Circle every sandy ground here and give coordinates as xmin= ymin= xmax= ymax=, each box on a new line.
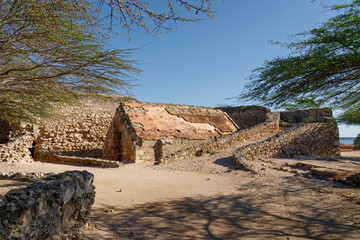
xmin=1 ymin=149 xmax=360 ymax=239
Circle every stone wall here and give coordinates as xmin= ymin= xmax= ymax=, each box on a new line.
xmin=161 ymin=112 xmax=280 ymax=162
xmin=233 ymin=121 xmax=340 ymax=165
xmin=37 ymin=94 xmax=135 ymax=158
xmin=280 ymin=108 xmax=333 ymax=123
xmin=0 ymin=170 xmax=95 ymax=239
xmin=135 ymin=138 xmax=208 ymax=162
xmin=0 ymin=123 xmax=38 ymax=163
xmin=37 ymin=152 xmax=122 ymax=167
xmin=218 ymin=106 xmax=270 ymax=130
xmin=157 ymin=138 xmax=208 ymax=161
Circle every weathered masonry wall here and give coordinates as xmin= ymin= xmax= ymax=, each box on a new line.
xmin=0 ymin=123 xmax=38 ymax=163
xmin=219 ymin=106 xmax=270 ymax=130
xmin=233 ymin=121 xmax=340 ymax=165
xmin=0 ymin=171 xmax=95 ymax=240
xmin=156 ymin=138 xmax=207 ymax=161
xmin=280 ymin=108 xmax=333 ymax=123
xmin=36 ymin=152 xmax=122 ymax=167
xmin=38 ymin=94 xmax=135 ymax=158
xmin=161 ymin=112 xmax=280 ymax=162
xmin=136 ymin=138 xmax=208 ymax=162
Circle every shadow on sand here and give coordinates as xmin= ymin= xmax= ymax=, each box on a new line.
xmin=213 ymin=156 xmax=236 ymax=170
xmin=84 ymin=177 xmax=360 ymax=240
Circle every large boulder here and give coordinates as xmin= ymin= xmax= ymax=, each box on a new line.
xmin=0 ymin=170 xmax=95 ymax=239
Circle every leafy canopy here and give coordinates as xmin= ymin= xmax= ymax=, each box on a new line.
xmin=239 ymin=0 xmax=360 ymax=121
xmin=0 ymin=0 xmax=219 ymax=122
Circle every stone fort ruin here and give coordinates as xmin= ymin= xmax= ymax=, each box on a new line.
xmin=0 ymin=94 xmax=340 ymax=165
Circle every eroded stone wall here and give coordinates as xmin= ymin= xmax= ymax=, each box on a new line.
xmin=280 ymin=108 xmax=333 ymax=123
xmin=0 ymin=170 xmax=95 ymax=239
xmin=234 ymin=121 xmax=340 ymax=164
xmin=134 ymin=138 xmax=208 ymax=162
xmin=38 ymin=94 xmax=135 ymax=158
xmin=0 ymin=123 xmax=38 ymax=163
xmin=218 ymin=106 xmax=270 ymax=130
xmin=158 ymin=138 xmax=208 ymax=161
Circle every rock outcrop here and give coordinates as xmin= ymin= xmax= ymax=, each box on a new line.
xmin=0 ymin=171 xmax=95 ymax=239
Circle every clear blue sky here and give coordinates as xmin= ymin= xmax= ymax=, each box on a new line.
xmin=108 ymin=0 xmax=358 ymax=137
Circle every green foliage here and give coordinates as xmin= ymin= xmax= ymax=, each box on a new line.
xmin=338 ymin=107 xmax=360 ymax=125
xmin=0 ymin=0 xmax=219 ymax=123
xmin=283 ymin=95 xmax=324 ymax=111
xmin=238 ymin=149 xmax=252 ymax=161
xmin=205 ymin=149 xmax=220 ymax=155
xmin=303 ymin=116 xmax=315 ymax=123
xmin=279 ymin=120 xmax=289 ymax=127
xmin=354 ymin=134 xmax=360 ymax=147
xmin=240 ymin=0 xmax=360 ymax=114
xmin=0 ymin=0 xmax=138 ymax=122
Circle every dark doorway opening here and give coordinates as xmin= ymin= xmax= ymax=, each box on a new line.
xmin=29 ymin=141 xmax=36 ymax=159
xmin=114 ymin=132 xmax=122 ymax=161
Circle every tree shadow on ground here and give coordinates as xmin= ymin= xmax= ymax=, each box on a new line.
xmin=84 ymin=177 xmax=360 ymax=240
xmin=213 ymin=156 xmax=236 ymax=170
xmin=340 ymin=156 xmax=360 ymax=163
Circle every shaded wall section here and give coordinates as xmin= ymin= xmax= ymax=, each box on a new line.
xmin=102 ymin=106 xmax=139 ymax=162
xmin=280 ymin=108 xmax=333 ymax=123
xmin=218 ymin=106 xmax=270 ymax=130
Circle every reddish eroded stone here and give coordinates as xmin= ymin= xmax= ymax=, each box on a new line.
xmin=310 ymin=168 xmax=357 ymax=179
xmin=165 ymin=111 xmax=237 ymax=133
xmin=123 ymin=102 xmax=238 ymax=140
xmin=292 ymin=162 xmax=317 ymax=170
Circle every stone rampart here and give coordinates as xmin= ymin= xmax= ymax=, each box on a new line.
xmin=0 ymin=170 xmax=95 ymax=239
xmin=161 ymin=112 xmax=280 ymax=162
xmin=233 ymin=121 xmax=340 ymax=167
xmin=218 ymin=106 xmax=270 ymax=130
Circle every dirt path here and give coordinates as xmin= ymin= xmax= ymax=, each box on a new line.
xmin=1 ymin=146 xmax=360 ymax=239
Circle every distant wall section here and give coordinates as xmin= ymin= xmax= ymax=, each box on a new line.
xmin=280 ymin=108 xmax=333 ymax=123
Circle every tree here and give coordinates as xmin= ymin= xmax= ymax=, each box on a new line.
xmin=0 ymin=0 xmax=218 ymax=122
xmin=239 ymin=0 xmax=360 ymax=121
